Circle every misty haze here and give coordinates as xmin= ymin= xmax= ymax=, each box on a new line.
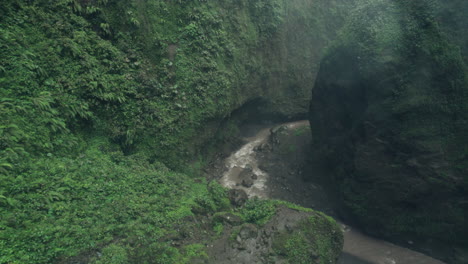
xmin=1 ymin=0 xmax=466 ymax=263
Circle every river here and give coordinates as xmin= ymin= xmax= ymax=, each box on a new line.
xmin=219 ymin=120 xmax=446 ymax=264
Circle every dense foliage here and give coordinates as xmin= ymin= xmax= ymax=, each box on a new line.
xmin=0 ymin=144 xmax=226 ymax=263
xmin=0 ymin=0 xmax=352 ymax=263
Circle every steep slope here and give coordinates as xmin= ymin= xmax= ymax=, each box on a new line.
xmin=0 ymin=0 xmax=352 ymax=263
xmin=309 ymin=0 xmax=468 ymax=262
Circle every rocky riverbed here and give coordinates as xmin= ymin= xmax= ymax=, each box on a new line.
xmin=212 ymin=120 xmax=446 ymax=264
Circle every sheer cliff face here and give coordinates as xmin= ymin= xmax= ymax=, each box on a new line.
xmin=87 ymin=0 xmax=355 ymax=166
xmin=309 ymin=0 xmax=468 ymax=260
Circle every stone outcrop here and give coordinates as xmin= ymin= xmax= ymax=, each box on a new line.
xmin=309 ymin=0 xmax=468 ymax=262
xmin=207 ymin=205 xmax=343 ymax=264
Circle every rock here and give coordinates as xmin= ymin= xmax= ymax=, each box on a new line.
xmin=258 ymin=164 xmax=269 ymax=172
xmin=206 ymin=206 xmax=343 ymax=264
xmin=228 ymin=189 xmax=248 ymax=207
xmin=239 ymin=167 xmax=253 ymax=177
xmin=309 ymin=1 xmax=468 ymax=261
xmin=255 ymin=143 xmax=271 ymax=152
xmin=241 ymin=178 xmax=254 ymax=188
xmin=190 ymin=256 xmax=208 ymax=264
xmin=238 ymin=167 xmax=255 ymax=188
xmin=239 ymin=224 xmax=258 ymax=240
xmin=214 ymin=212 xmax=243 ymax=226
xmin=270 ymin=125 xmax=288 ymax=136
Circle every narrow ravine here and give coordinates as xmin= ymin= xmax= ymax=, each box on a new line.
xmin=220 ymin=127 xmax=271 ymax=198
xmin=218 ymin=120 xmax=446 ymax=264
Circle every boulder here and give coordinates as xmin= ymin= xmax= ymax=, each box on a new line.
xmin=228 ymin=189 xmax=248 ymax=207
xmin=238 ymin=167 xmax=256 ymax=188
xmin=206 ymin=205 xmax=343 ymax=264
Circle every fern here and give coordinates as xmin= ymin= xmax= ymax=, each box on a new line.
xmin=100 ymin=23 xmax=111 ymax=35
xmin=85 ymin=6 xmax=101 ymax=15
xmin=0 ymin=162 xmax=13 ymax=174
xmin=32 ymin=92 xmax=53 ymax=112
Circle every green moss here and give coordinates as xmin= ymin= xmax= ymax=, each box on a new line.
xmin=306 ymin=214 xmax=343 ymax=262
xmin=273 ymin=232 xmax=314 ymax=264
xmin=213 ymin=222 xmax=224 ymax=236
xmin=272 ymin=213 xmax=343 ymax=264
xmin=239 ymin=198 xmax=277 ymax=226
xmin=273 ymin=200 xmax=313 ymax=212
xmin=179 ymin=244 xmax=209 ymax=263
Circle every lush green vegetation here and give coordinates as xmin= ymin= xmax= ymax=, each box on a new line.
xmin=0 ymin=0 xmax=352 ymax=263
xmin=0 ymin=0 xmax=286 ymax=172
xmin=0 ymin=140 xmax=224 ymax=263
xmin=4 ymin=0 xmax=466 ymax=262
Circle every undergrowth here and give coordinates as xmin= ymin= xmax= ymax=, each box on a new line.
xmin=0 ymin=0 xmax=352 ymax=263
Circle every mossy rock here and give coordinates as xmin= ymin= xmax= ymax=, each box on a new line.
xmin=309 ymin=0 xmax=468 ymax=262
xmin=272 ymin=213 xmax=343 ymax=264
xmin=206 ymin=204 xmax=343 ymax=264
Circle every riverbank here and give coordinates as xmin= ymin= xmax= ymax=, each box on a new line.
xmin=209 ymin=120 xmax=446 ymax=264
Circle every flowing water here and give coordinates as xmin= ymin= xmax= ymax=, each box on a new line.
xmin=220 ymin=127 xmax=271 ymax=198
xmin=219 ymin=120 xmax=446 ymax=264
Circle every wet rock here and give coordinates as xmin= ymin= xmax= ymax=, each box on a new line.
xmin=255 ymin=143 xmax=271 ymax=152
xmin=214 ymin=212 xmax=243 ymax=226
xmin=239 ymin=224 xmax=258 ymax=240
xmin=241 ymin=178 xmax=254 ymax=188
xmin=239 ymin=167 xmax=253 ymax=177
xmin=205 ymin=206 xmax=343 ymax=264
xmin=234 ymin=239 xmax=245 ymax=250
xmin=309 ymin=2 xmax=468 ymax=261
xmin=238 ymin=167 xmax=255 ymax=188
xmin=228 ymin=189 xmax=248 ymax=207
xmin=383 ymin=258 xmax=396 ymax=264
xmin=189 ymin=256 xmax=209 ymax=264
xmin=269 ymin=125 xmax=288 ymax=136
xmin=258 ymin=164 xmax=270 ymax=172
xmin=269 ymin=125 xmax=288 ymax=145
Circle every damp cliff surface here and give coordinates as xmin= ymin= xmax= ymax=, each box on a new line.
xmin=2 ymin=0 xmax=467 ymax=263
xmin=309 ymin=0 xmax=468 ymax=263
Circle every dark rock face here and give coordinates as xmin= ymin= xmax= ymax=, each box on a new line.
xmin=309 ymin=0 xmax=468 ymax=262
xmin=238 ymin=167 xmax=256 ymax=188
xmin=228 ymin=189 xmax=248 ymax=207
